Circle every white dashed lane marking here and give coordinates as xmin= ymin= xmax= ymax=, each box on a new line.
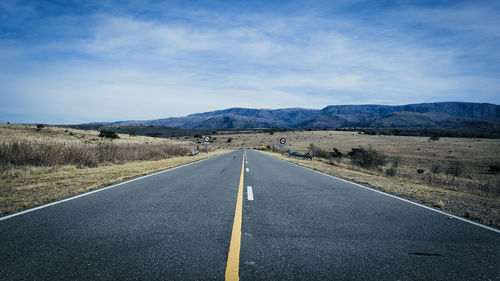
xmin=247 ymin=186 xmax=254 ymax=201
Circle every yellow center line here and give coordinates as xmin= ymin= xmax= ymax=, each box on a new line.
xmin=225 ymin=151 xmax=245 ymax=281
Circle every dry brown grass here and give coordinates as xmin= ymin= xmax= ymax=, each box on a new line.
xmin=0 ymin=124 xmax=193 ymax=169
xmin=0 ymin=141 xmax=190 ymax=168
xmin=0 ymin=124 xmax=186 ymax=145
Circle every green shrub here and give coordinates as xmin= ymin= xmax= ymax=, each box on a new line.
xmin=99 ymin=130 xmax=119 ymax=139
xmin=431 ymin=164 xmax=442 ymax=174
xmin=488 ymin=165 xmax=500 ymax=174
xmin=446 ymin=161 xmax=464 ymax=177
xmin=428 ymin=135 xmax=440 ymax=141
xmin=347 ymin=146 xmax=387 ymax=169
xmin=330 ymin=148 xmax=343 ymax=158
xmin=308 ymin=144 xmax=330 ymax=159
xmin=385 ymin=167 xmax=397 ymax=176
xmin=385 ymin=161 xmax=398 ymax=176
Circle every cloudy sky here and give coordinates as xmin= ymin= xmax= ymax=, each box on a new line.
xmin=1 ymin=0 xmax=499 ymax=124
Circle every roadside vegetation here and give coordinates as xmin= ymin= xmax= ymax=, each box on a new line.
xmin=1 ymin=141 xmax=189 ymax=169
xmin=0 ymin=124 xmax=226 ymax=216
xmin=208 ymin=130 xmax=500 ymax=227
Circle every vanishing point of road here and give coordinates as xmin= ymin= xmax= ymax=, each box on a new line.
xmin=1 ymin=150 xmax=499 ymax=280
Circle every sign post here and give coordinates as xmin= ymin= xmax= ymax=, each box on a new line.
xmin=191 ymin=145 xmax=199 ymax=156
xmin=279 ymin=138 xmax=286 ymax=155
xmin=204 ymin=136 xmax=211 ymax=153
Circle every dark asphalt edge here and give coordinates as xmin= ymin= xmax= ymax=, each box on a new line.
xmin=0 ymin=150 xmax=235 ymax=222
xmin=255 ymin=150 xmax=500 ymax=234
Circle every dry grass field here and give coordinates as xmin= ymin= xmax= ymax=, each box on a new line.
xmin=0 ymin=124 xmax=228 ymax=215
xmin=0 ymin=124 xmax=187 ymax=145
xmin=208 ymin=130 xmax=500 ymax=226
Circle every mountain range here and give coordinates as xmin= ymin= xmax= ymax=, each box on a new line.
xmin=107 ymin=102 xmax=499 ymax=129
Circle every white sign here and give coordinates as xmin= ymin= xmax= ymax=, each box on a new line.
xmin=204 ymin=136 xmax=210 ymax=142
xmin=279 ymin=138 xmax=286 ymax=144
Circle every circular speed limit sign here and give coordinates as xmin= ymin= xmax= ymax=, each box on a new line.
xmin=204 ymin=136 xmax=210 ymax=142
xmin=279 ymin=138 xmax=286 ymax=144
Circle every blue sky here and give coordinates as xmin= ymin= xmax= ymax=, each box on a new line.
xmin=1 ymin=0 xmax=499 ymax=124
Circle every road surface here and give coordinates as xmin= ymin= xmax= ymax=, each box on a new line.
xmin=1 ymin=150 xmax=499 ymax=280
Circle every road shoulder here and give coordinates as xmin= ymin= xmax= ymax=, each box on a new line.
xmin=258 ymin=150 xmax=500 ymax=229
xmin=1 ymin=149 xmax=232 ymax=217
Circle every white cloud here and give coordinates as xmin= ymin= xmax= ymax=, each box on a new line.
xmin=1 ymin=1 xmax=499 ymax=123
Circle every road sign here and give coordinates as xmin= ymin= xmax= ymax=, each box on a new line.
xmin=203 ymin=136 xmax=211 ymax=153
xmin=279 ymin=138 xmax=286 ymax=155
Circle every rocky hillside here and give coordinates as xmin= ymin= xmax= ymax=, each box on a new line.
xmin=320 ymin=102 xmax=499 ymax=118
xmin=106 ymin=102 xmax=499 ymax=129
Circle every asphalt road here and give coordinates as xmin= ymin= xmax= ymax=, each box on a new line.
xmin=1 ymin=149 xmax=499 ymax=280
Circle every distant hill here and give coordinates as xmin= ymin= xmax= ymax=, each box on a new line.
xmin=189 ymin=108 xmax=320 ymax=125
xmin=119 ymin=108 xmax=320 ymax=129
xmin=320 ymin=102 xmax=499 ymax=119
xmin=101 ymin=102 xmax=499 ymax=130
xmin=299 ymin=102 xmax=499 ymax=129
